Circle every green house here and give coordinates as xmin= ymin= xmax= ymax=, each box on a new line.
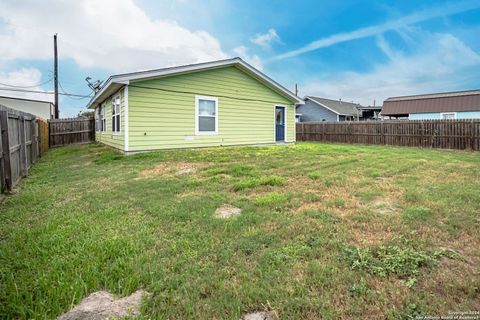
xmin=87 ymin=58 xmax=303 ymax=154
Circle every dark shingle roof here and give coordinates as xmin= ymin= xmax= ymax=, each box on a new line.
xmin=306 ymin=96 xmax=360 ymax=116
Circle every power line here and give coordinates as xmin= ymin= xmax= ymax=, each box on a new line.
xmin=0 ymin=77 xmax=53 ymax=89
xmin=59 ymin=81 xmax=93 ymax=100
xmin=0 ymin=87 xmax=92 ymax=98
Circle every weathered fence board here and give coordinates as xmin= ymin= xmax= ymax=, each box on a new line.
xmin=49 ymin=117 xmax=94 ymax=147
xmin=38 ymin=118 xmax=49 ymax=156
xmin=296 ymin=120 xmax=480 ymax=151
xmin=0 ymin=105 xmax=47 ymax=193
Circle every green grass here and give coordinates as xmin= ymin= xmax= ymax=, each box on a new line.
xmin=233 ymin=175 xmax=286 ymax=191
xmin=1 ymin=142 xmax=479 ymax=319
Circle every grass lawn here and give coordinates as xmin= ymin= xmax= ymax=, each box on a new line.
xmin=1 ymin=142 xmax=479 ymax=319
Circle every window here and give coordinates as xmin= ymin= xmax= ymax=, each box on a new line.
xmin=96 ymin=103 xmax=106 ymax=132
xmin=101 ymin=103 xmax=106 ymax=132
xmin=441 ymin=112 xmax=456 ymax=120
xmin=112 ymin=95 xmax=121 ymax=133
xmin=195 ymin=96 xmax=218 ymax=134
xmin=96 ymin=107 xmax=101 ymax=132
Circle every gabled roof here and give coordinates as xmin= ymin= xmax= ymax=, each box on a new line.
xmin=0 ymin=95 xmax=54 ymax=105
xmin=305 ymin=96 xmax=360 ymax=116
xmin=87 ymin=57 xmax=303 ymax=109
xmin=382 ymin=89 xmax=480 ymax=115
xmin=385 ymin=89 xmax=480 ymax=102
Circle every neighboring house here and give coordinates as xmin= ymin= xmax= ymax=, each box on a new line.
xmin=0 ymin=96 xmax=55 ymax=120
xmin=87 ymin=57 xmax=303 ymax=154
xmin=357 ymin=105 xmax=382 ymax=121
xmin=382 ymin=90 xmax=480 ymax=120
xmin=296 ymin=96 xmax=361 ymax=122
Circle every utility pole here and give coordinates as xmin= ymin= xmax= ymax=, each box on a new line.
xmin=295 ymin=83 xmax=298 ymax=96
xmin=54 ymin=33 xmax=59 ymax=118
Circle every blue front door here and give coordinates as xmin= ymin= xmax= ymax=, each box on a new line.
xmin=275 ymin=106 xmax=285 ymax=142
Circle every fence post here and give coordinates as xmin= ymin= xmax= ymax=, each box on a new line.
xmin=380 ymin=122 xmax=385 ymax=145
xmin=37 ymin=119 xmax=43 ymax=157
xmin=420 ymin=121 xmax=425 ymax=148
xmin=0 ymin=111 xmax=12 ymax=191
xmin=31 ymin=118 xmax=37 ymax=163
xmin=470 ymin=119 xmax=474 ymax=150
xmin=19 ymin=116 xmax=27 ymax=177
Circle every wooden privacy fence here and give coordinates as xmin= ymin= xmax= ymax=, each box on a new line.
xmin=49 ymin=117 xmax=95 ymax=147
xmin=296 ymin=120 xmax=480 ymax=151
xmin=0 ymin=105 xmax=48 ymax=193
xmin=38 ymin=118 xmax=49 ymax=156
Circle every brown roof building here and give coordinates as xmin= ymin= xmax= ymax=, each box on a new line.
xmin=381 ymin=90 xmax=480 ymax=120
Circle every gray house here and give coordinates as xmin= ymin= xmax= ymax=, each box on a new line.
xmin=0 ymin=95 xmax=55 ymax=120
xmin=296 ymin=96 xmax=361 ymax=122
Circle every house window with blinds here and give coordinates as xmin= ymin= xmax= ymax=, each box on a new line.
xmin=112 ymin=95 xmax=121 ymax=133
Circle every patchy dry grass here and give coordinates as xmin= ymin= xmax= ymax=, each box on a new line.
xmin=0 ymin=142 xmax=479 ymax=319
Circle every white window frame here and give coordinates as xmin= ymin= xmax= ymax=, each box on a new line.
xmin=195 ymin=95 xmax=218 ymax=135
xmin=100 ymin=102 xmax=106 ymax=132
xmin=440 ymin=112 xmax=457 ymax=120
xmin=112 ymin=95 xmax=121 ymax=134
xmin=101 ymin=103 xmax=106 ymax=132
xmin=96 ymin=106 xmax=101 ymax=132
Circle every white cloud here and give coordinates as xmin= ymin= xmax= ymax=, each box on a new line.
xmin=0 ymin=0 xmax=228 ymax=73
xmin=250 ymin=28 xmax=280 ymax=49
xmin=0 ymin=68 xmax=52 ymax=102
xmin=271 ymin=0 xmax=480 ymax=61
xmin=233 ymin=46 xmax=263 ymax=70
xmin=300 ymin=32 xmax=480 ymax=106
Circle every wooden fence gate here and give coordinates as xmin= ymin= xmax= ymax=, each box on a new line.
xmin=0 ymin=105 xmax=48 ymax=193
xmin=296 ymin=120 xmax=480 ymax=151
xmin=49 ymin=117 xmax=95 ymax=147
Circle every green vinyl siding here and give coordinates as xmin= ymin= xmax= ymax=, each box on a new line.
xmin=94 ymin=88 xmax=125 ymax=150
xmin=127 ymin=66 xmax=296 ymax=152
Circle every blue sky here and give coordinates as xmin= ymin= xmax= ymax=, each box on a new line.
xmin=0 ymin=0 xmax=479 ymax=116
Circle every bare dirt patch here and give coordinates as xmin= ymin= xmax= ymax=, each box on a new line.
xmin=137 ymin=162 xmax=202 ymax=179
xmin=371 ymin=197 xmax=398 ymax=214
xmin=58 ymin=290 xmax=148 ymax=320
xmin=348 ymin=224 xmax=395 ymax=247
xmin=214 ymin=204 xmax=242 ymax=218
xmin=175 ymin=190 xmax=204 ymax=199
xmin=243 ymin=311 xmax=275 ymax=320
xmin=69 ymin=161 xmax=92 ymax=168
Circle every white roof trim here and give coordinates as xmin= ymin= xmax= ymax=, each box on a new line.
xmin=87 ymin=57 xmax=303 ymax=109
